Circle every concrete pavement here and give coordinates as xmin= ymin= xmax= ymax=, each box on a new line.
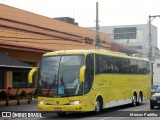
xmin=0 ymin=98 xmax=37 ymax=108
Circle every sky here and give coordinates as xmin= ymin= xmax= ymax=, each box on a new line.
xmin=1 ymin=0 xmax=160 ymax=46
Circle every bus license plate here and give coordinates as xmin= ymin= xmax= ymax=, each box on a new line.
xmin=54 ymin=108 xmax=62 ymax=111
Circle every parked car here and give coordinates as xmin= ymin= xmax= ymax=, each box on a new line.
xmin=150 ymin=86 xmax=160 ymax=109
xmin=151 ymin=85 xmax=160 ymax=94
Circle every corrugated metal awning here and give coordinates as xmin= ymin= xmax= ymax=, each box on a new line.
xmin=0 ymin=52 xmax=33 ymax=70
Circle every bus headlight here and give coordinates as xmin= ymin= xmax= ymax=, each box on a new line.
xmin=39 ymin=101 xmax=47 ymax=105
xmin=69 ymin=100 xmax=81 ymax=105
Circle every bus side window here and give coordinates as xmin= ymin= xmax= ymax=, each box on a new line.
xmin=107 ymin=61 xmax=114 ymax=73
xmin=95 ymin=54 xmax=101 ymax=74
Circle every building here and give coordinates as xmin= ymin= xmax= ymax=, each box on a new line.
xmin=0 ymin=43 xmax=51 ymax=95
xmin=54 ymin=17 xmax=78 ymax=25
xmin=0 ymin=4 xmax=111 ymax=95
xmin=89 ymin=24 xmax=158 ymax=58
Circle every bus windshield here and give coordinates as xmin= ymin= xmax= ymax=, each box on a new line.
xmin=38 ymin=55 xmax=84 ymax=97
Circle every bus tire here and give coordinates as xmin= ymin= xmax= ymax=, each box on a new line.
xmin=137 ymin=92 xmax=143 ymax=105
xmin=132 ymin=93 xmax=137 ymax=107
xmin=95 ymin=97 xmax=103 ymax=114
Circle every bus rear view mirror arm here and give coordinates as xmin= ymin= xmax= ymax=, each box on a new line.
xmin=28 ymin=67 xmax=38 ymax=83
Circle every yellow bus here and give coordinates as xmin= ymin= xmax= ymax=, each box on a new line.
xmin=28 ymin=49 xmax=151 ymax=116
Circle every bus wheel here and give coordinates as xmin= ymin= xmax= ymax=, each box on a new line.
xmin=57 ymin=112 xmax=66 ymax=117
xmin=95 ymin=97 xmax=102 ymax=114
xmin=137 ymin=93 xmax=143 ymax=105
xmin=132 ymin=94 xmax=137 ymax=107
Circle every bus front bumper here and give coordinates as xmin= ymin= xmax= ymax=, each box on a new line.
xmin=38 ymin=104 xmax=84 ymax=112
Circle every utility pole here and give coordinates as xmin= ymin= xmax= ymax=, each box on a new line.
xmin=148 ymin=15 xmax=153 ymax=61
xmin=148 ymin=15 xmax=160 ymax=85
xmin=148 ymin=15 xmax=160 ymax=61
xmin=95 ymin=2 xmax=99 ymax=49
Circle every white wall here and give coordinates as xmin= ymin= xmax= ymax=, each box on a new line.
xmin=153 ymin=58 xmax=160 ymax=84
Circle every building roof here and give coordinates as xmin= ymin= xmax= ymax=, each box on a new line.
xmin=0 ymin=4 xmax=111 ymax=51
xmin=0 ymin=52 xmax=33 ymax=70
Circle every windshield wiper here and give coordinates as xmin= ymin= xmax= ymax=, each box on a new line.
xmin=47 ymin=74 xmax=57 ymax=95
xmin=59 ymin=72 xmax=69 ymax=96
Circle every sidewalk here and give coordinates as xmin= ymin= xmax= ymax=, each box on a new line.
xmin=0 ymin=98 xmax=37 ymax=107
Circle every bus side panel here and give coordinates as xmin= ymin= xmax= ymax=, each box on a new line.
xmin=93 ymin=73 xmax=151 ymax=109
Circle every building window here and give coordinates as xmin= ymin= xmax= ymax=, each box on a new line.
xmin=114 ymin=27 xmax=137 ymax=39
xmin=0 ymin=70 xmax=4 ymax=89
xmin=13 ymin=71 xmax=33 ymax=88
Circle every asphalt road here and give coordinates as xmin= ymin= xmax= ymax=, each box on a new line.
xmin=0 ymin=100 xmax=160 ymax=120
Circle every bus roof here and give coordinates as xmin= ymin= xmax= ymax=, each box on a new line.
xmin=43 ymin=49 xmax=149 ymax=61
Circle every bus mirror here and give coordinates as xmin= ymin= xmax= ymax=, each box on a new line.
xmin=79 ymin=65 xmax=86 ymax=82
xmin=28 ymin=67 xmax=38 ymax=83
